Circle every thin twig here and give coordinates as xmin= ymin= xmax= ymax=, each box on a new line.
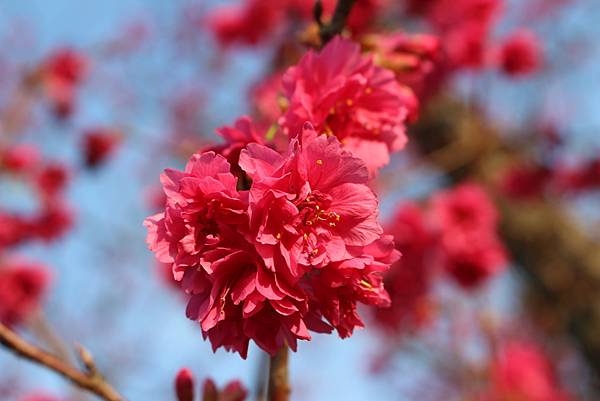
xmin=315 ymin=0 xmax=357 ymax=45
xmin=0 ymin=322 xmax=126 ymax=401
xmin=267 ymin=347 xmax=290 ymax=401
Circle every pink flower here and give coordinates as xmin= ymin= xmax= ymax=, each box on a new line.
xmin=432 ymin=183 xmax=507 ymax=288
xmin=145 ymin=151 xmax=308 ymax=357
xmin=497 ymin=30 xmax=543 ymax=77
xmin=279 ymin=37 xmax=417 ymax=175
xmin=0 ymin=259 xmax=51 ymax=327
xmin=481 ymin=341 xmax=575 ymax=401
xmin=82 ymin=128 xmax=121 ymax=169
xmin=145 ymin=123 xmax=394 ymax=357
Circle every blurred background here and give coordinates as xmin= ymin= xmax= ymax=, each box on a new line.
xmin=1 ymin=0 xmax=600 ymax=400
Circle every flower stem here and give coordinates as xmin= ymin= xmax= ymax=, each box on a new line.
xmin=267 ymin=347 xmax=290 ymax=401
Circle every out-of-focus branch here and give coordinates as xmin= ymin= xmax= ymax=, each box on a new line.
xmin=0 ymin=322 xmax=126 ymax=401
xmin=314 ymin=0 xmax=357 ymax=45
xmin=267 ymin=347 xmax=290 ymax=401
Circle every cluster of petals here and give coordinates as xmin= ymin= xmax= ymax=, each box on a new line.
xmin=145 ymin=122 xmax=397 ymax=357
xmin=480 ymin=341 xmax=575 ymax=401
xmin=279 ymin=37 xmax=417 ymax=175
xmin=0 ymin=259 xmax=50 ymax=327
xmin=176 ymin=368 xmax=247 ymax=401
xmin=0 ymin=145 xmax=73 ymax=251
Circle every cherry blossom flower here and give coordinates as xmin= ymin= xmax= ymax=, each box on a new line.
xmin=145 ymin=123 xmax=395 ymax=357
xmin=279 ymin=37 xmax=417 ymax=175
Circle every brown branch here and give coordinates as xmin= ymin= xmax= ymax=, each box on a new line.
xmin=267 ymin=347 xmax=290 ymax=401
xmin=0 ymin=322 xmax=126 ymax=401
xmin=315 ymin=0 xmax=357 ymax=45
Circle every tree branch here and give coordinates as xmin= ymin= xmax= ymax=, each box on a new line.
xmin=0 ymin=322 xmax=125 ymax=401
xmin=315 ymin=0 xmax=357 ymax=45
xmin=267 ymin=347 xmax=289 ymax=401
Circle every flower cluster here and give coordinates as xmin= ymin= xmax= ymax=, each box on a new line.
xmin=279 ymin=37 xmax=417 ymax=175
xmin=374 ymin=183 xmax=507 ymax=333
xmin=0 ymin=258 xmax=50 ymax=327
xmin=146 ymin=122 xmax=397 ymax=357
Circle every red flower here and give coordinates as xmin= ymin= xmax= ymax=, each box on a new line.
xmin=279 ymin=37 xmax=417 ymax=175
xmin=0 ymin=259 xmax=50 ymax=327
xmin=41 ymin=48 xmax=88 ymax=119
xmin=145 ymin=123 xmax=395 ymax=357
xmin=82 ymin=128 xmax=121 ymax=169
xmin=497 ymin=30 xmax=543 ymax=77
xmin=481 ymin=341 xmax=575 ymax=401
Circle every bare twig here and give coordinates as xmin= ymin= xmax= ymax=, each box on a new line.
xmin=267 ymin=347 xmax=290 ymax=401
xmin=315 ymin=0 xmax=357 ymax=45
xmin=0 ymin=322 xmax=126 ymax=401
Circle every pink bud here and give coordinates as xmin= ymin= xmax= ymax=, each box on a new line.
xmin=175 ymin=368 xmax=195 ymax=401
